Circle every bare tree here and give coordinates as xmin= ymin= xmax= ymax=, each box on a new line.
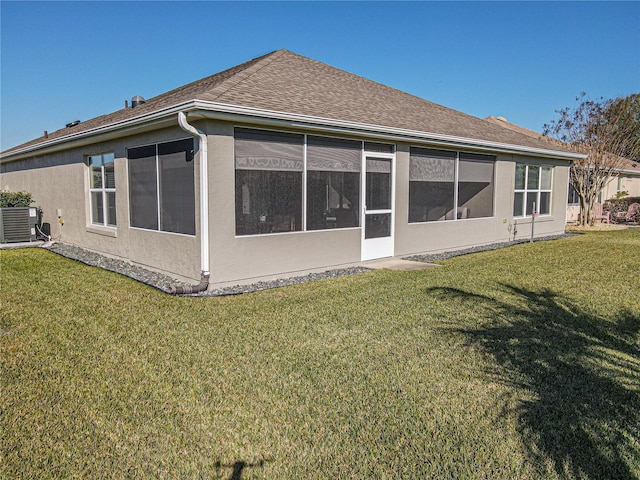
xmin=544 ymin=93 xmax=636 ymax=226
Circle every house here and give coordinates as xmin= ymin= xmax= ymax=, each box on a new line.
xmin=566 ymin=158 xmax=640 ymax=223
xmin=485 ymin=115 xmax=640 ymax=223
xmin=483 ymin=115 xmax=582 ymax=222
xmin=597 ymin=158 xmax=640 ymax=200
xmin=0 ymin=50 xmax=583 ymax=291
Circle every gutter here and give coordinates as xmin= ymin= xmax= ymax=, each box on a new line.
xmin=190 ymin=101 xmax=587 ymax=161
xmin=1 ymin=101 xmax=200 ymax=162
xmin=167 ymin=112 xmax=210 ymax=295
xmin=1 ymin=100 xmax=586 ymax=164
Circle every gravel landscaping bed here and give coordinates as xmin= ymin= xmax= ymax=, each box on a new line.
xmin=45 ymin=243 xmax=370 ymax=297
xmin=42 ymin=233 xmax=573 ymax=296
xmin=403 ymin=233 xmax=574 ymax=263
xmin=47 ymin=243 xmax=187 ymax=293
xmin=194 ymin=267 xmax=371 ymax=297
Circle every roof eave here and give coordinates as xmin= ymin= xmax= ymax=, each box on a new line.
xmin=191 ymin=101 xmax=584 ymax=161
xmin=1 ymin=99 xmax=585 ymax=163
xmin=0 ymin=101 xmax=201 ymax=163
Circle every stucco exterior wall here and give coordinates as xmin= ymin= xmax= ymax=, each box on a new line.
xmin=203 ymin=123 xmax=570 ymax=286
xmin=2 ymin=118 xmax=572 ymax=289
xmin=394 ymin=149 xmax=569 ymax=256
xmin=508 ymin=156 xmax=570 ymax=239
xmin=600 ymin=173 xmax=640 ymax=201
xmin=1 ymin=126 xmax=200 ymax=282
xmin=205 ymin=121 xmax=362 ymax=285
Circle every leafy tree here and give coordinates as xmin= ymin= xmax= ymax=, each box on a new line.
xmin=544 ymin=93 xmax=639 ymax=226
xmin=603 ymin=93 xmax=640 ymax=161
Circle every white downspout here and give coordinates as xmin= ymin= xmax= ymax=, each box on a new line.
xmin=169 ymin=111 xmax=210 ymax=294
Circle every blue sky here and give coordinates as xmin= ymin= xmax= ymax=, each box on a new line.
xmin=1 ymin=1 xmax=639 ymax=151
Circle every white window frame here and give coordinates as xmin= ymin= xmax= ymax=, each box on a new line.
xmin=88 ymin=153 xmax=116 ymax=228
xmin=514 ymin=164 xmax=553 ymax=218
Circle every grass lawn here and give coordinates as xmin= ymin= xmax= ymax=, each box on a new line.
xmin=2 ymin=230 xmax=639 ymax=479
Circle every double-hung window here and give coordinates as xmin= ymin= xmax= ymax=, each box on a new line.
xmin=128 ymin=138 xmax=195 ymax=235
xmin=88 ymin=153 xmax=116 ymax=227
xmin=514 ymin=164 xmax=553 ymax=217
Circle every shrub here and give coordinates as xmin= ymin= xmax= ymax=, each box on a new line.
xmin=605 ymin=196 xmax=640 ymax=223
xmin=0 ymin=190 xmax=34 ymax=208
xmin=613 ymin=190 xmax=629 ymax=199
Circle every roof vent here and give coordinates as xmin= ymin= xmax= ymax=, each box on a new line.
xmin=131 ymin=96 xmax=146 ymax=108
xmin=66 ymin=120 xmax=81 ymax=128
xmin=496 ymin=116 xmax=507 ymax=122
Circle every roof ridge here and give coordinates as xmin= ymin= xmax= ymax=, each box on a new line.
xmin=204 ymin=49 xmax=287 ymax=101
xmin=2 ymin=50 xmax=577 ymax=158
xmin=283 ymin=51 xmax=508 ymax=131
xmin=0 ymin=51 xmax=284 ymax=155
xmin=141 ymin=49 xmax=282 ymax=104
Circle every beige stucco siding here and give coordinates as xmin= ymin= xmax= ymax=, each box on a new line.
xmin=205 ymin=121 xmax=362 ymax=285
xmin=2 ymin=118 xmax=572 ymax=288
xmin=394 ymin=151 xmax=569 ymax=256
xmin=1 ymin=127 xmax=200 ymax=282
xmin=600 ymin=173 xmax=640 ymax=200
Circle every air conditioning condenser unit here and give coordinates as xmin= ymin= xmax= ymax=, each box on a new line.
xmin=0 ymin=207 xmax=38 ymax=243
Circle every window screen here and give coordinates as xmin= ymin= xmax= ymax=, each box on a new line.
xmin=235 ymin=128 xmax=303 ymax=171
xmin=408 ymin=148 xmax=456 ymax=222
xmin=457 ymin=153 xmax=495 ymax=219
xmin=128 ymin=145 xmax=159 ymax=230
xmin=366 ymin=158 xmax=391 ymax=211
xmin=235 ymin=128 xmax=304 ymax=235
xmin=159 ymin=139 xmax=195 ymax=235
xmin=128 ymin=139 xmax=195 ymax=234
xmin=306 ymin=136 xmax=361 ymax=230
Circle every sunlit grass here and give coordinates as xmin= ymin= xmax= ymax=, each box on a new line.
xmin=2 ymin=230 xmax=639 ymax=479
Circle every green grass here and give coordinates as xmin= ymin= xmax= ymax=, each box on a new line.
xmin=2 ymin=230 xmax=639 ymax=479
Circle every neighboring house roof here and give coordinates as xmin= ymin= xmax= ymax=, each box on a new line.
xmin=2 ymin=50 xmax=580 ymax=161
xmin=485 ymin=115 xmax=640 ymax=175
xmin=617 ymin=157 xmax=640 ymax=175
xmin=606 ymin=156 xmax=640 ymax=176
xmin=484 ymin=116 xmax=556 ymax=144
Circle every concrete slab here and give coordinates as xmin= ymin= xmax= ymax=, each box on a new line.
xmin=0 ymin=241 xmax=45 ymax=250
xmin=360 ymin=257 xmax=441 ymax=271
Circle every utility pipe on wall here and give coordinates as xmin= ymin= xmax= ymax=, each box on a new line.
xmin=168 ymin=112 xmax=210 ymax=294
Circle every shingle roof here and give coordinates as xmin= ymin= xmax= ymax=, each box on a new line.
xmin=3 ymin=49 xmax=575 ymax=157
xmin=484 ymin=116 xmax=552 ymax=142
xmin=485 ymin=115 xmax=639 ymax=173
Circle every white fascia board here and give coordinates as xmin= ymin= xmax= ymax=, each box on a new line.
xmin=0 ymin=101 xmax=199 ymax=162
xmin=1 ymin=99 xmax=585 ymax=163
xmin=618 ymin=168 xmax=640 ymax=176
xmin=190 ymin=101 xmax=584 ymax=161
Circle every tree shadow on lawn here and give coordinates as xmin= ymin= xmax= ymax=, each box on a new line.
xmin=428 ymin=285 xmax=640 ymax=479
